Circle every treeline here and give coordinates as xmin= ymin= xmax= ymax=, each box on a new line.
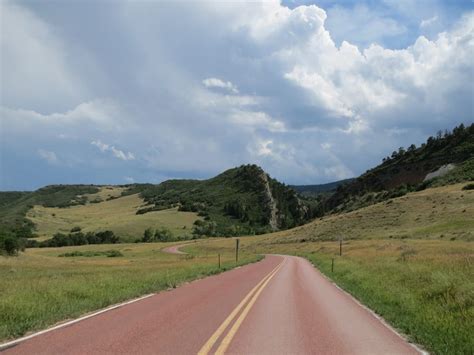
xmin=27 ymin=230 xmax=119 ymax=248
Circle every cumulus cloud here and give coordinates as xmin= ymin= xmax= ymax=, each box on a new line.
xmin=202 ymin=78 xmax=239 ymax=94
xmin=91 ymin=140 xmax=135 ymax=161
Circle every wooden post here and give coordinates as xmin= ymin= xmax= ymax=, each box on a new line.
xmin=235 ymin=238 xmax=240 ymax=263
xmin=331 ymin=258 xmax=334 ymax=273
xmin=339 ymin=236 xmax=343 ymax=256
xmin=218 ymin=253 xmax=221 ymax=269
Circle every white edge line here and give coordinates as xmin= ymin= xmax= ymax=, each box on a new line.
xmin=0 ymin=293 xmax=155 ymax=351
xmin=301 ymin=256 xmax=429 ymax=355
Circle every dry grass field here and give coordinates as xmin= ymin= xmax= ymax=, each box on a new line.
xmin=27 ymin=192 xmax=201 ymax=241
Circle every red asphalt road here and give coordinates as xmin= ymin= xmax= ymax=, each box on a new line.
xmin=2 ymin=255 xmax=420 ymax=355
xmin=162 ymin=244 xmax=189 ymax=254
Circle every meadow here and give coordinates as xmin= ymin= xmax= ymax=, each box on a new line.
xmin=0 ymin=242 xmax=260 ymax=341
xmin=27 ymin=192 xmax=200 ymax=241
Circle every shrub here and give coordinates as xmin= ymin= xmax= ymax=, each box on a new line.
xmin=70 ymin=226 xmax=82 ymax=233
xmin=3 ymin=237 xmax=20 ymax=255
xmin=462 ymin=183 xmax=474 ymax=191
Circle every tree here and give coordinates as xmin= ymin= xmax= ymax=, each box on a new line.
xmin=154 ymin=228 xmax=173 ymax=242
xmin=143 ymin=228 xmax=154 ymax=242
xmin=3 ymin=237 xmax=19 ymax=255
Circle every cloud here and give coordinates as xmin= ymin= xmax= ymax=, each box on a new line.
xmin=1 ymin=99 xmax=122 ymax=130
xmin=326 ymin=4 xmax=407 ymax=48
xmin=0 ymin=1 xmax=87 ymax=112
xmin=420 ymin=15 xmax=438 ymax=28
xmin=37 ymin=149 xmax=58 ymax=165
xmin=202 ymin=78 xmax=239 ymax=94
xmin=229 ymin=111 xmax=286 ymax=132
xmin=91 ymin=140 xmax=135 ymax=161
xmin=1 ymin=1 xmax=472 ymax=189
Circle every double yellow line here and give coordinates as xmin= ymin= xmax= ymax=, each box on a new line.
xmin=198 ymin=258 xmax=285 ymax=355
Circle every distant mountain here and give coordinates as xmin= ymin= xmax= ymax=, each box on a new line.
xmin=324 ymin=123 xmax=474 ymax=213
xmin=291 ymin=179 xmax=355 ymax=198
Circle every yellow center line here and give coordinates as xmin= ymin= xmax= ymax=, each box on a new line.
xmin=197 ymin=258 xmax=285 ymax=355
xmin=214 ymin=259 xmax=285 ymax=355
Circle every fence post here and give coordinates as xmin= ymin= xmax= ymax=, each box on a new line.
xmin=235 ymin=238 xmax=240 ymax=263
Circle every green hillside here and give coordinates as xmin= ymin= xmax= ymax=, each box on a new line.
xmin=131 ymin=164 xmax=312 ymax=236
xmin=323 ymin=123 xmax=474 ymax=214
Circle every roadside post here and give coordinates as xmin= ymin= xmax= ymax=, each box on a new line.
xmin=331 ymin=258 xmax=334 ymax=272
xmin=339 ymin=236 xmax=343 ymax=256
xmin=218 ymin=253 xmax=221 ymax=269
xmin=235 ymin=238 xmax=240 ymax=263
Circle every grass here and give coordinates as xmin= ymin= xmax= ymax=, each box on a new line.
xmin=27 ymin=193 xmax=201 ymax=241
xmin=79 ymin=186 xmax=126 ymax=203
xmin=0 ymin=242 xmax=260 ymax=341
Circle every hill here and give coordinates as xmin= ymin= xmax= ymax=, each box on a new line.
xmin=264 ymin=182 xmax=474 ymax=243
xmin=323 ymin=123 xmax=474 ymax=214
xmin=0 ymin=165 xmax=312 ymax=251
xmin=128 ymin=164 xmax=312 ymax=236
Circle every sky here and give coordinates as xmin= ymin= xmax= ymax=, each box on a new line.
xmin=0 ymin=0 xmax=473 ymax=190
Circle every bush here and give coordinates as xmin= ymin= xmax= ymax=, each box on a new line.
xmin=3 ymin=237 xmax=19 ymax=255
xmin=462 ymin=183 xmax=474 ymax=191
xmin=59 ymin=250 xmax=124 ymax=257
xmin=70 ymin=226 xmax=82 ymax=232
xmin=35 ymin=230 xmax=119 ymax=248
xmin=140 ymin=227 xmax=174 ymax=242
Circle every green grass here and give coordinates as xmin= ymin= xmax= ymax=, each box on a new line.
xmin=0 ymin=242 xmax=260 ymax=341
xmin=27 ymin=193 xmax=201 ymax=241
xmin=300 ymin=242 xmax=474 ymax=355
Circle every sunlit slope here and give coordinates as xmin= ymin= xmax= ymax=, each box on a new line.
xmin=264 ymin=183 xmax=474 ymax=242
xmin=27 ymin=193 xmax=200 ymax=241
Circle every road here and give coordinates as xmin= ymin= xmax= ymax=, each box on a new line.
xmin=162 ymin=243 xmax=189 ymax=254
xmin=2 ymin=255 xmax=420 ymax=354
